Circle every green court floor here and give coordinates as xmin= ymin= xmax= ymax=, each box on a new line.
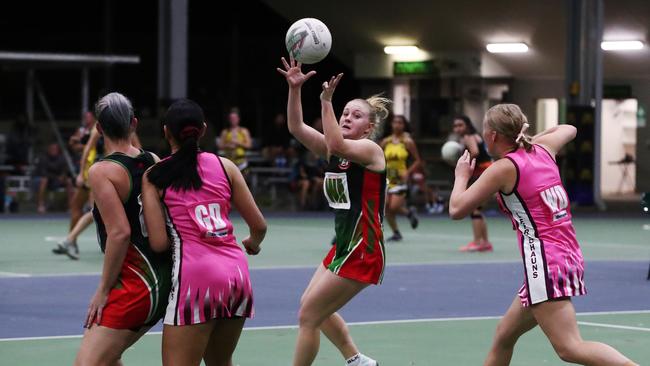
xmin=1 ymin=215 xmax=648 ymax=365
xmin=1 ymin=215 xmax=648 ymax=275
xmin=1 ymin=312 xmax=648 ymax=365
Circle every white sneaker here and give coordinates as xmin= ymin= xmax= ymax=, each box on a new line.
xmin=53 ymin=239 xmax=79 ymax=260
xmin=428 ymin=202 xmax=444 ymax=214
xmin=346 ymin=353 xmax=378 ymax=366
xmin=359 ymin=355 xmax=378 ymax=366
xmin=65 ymin=241 xmax=79 ymax=260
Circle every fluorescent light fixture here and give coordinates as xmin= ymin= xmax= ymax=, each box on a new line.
xmin=486 ymin=43 xmax=529 ymax=53
xmin=601 ymin=40 xmax=644 ymax=51
xmin=384 ymin=45 xmax=420 ymax=55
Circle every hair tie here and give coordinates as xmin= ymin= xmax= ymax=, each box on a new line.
xmin=180 ymin=126 xmax=200 ymax=139
xmin=515 ymin=123 xmax=530 ymax=143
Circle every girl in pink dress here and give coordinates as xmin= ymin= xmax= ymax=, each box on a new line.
xmin=449 ymin=104 xmax=636 ymax=365
xmin=142 ymin=99 xmax=267 ymax=366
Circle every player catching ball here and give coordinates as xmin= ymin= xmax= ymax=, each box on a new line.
xmin=277 ymin=56 xmax=388 ymax=366
xmin=453 ymin=115 xmax=493 ymax=252
xmin=449 ymin=104 xmax=636 ymax=366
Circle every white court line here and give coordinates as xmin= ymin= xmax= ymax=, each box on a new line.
xmin=577 ymin=321 xmax=650 ymax=332
xmin=44 ymin=236 xmax=65 ymax=242
xmin=0 ymin=272 xmax=30 ymax=277
xmin=43 ymin=236 xmax=96 ymax=243
xmin=2 ymin=310 xmax=649 ymax=343
xmin=577 ymin=309 xmax=650 ymax=316
xmin=0 ymin=272 xmax=101 ymax=278
xmin=269 ymin=224 xmax=648 ymax=248
xmin=3 ymin=258 xmax=648 ymax=278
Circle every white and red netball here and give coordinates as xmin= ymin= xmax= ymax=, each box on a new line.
xmin=285 ymin=18 xmax=332 ymax=64
xmin=441 ymin=140 xmax=464 ymax=165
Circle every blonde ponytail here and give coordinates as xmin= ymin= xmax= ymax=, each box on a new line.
xmin=356 ymin=94 xmax=392 ymax=140
xmin=515 ymin=122 xmax=533 ymax=151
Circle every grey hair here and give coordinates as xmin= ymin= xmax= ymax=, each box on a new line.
xmin=95 ymin=92 xmax=134 ymax=140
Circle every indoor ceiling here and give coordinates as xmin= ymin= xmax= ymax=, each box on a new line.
xmin=263 ymin=0 xmax=650 ymax=79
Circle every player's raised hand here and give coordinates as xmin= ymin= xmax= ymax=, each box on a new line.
xmin=276 ymin=56 xmax=316 ymax=89
xmin=454 ymin=150 xmax=476 ymax=181
xmin=320 ymin=73 xmax=343 ymax=102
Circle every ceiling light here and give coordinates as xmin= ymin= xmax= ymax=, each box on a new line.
xmin=384 ymin=45 xmax=420 ymax=55
xmin=486 ymin=43 xmax=529 ymax=53
xmin=601 ymin=40 xmax=644 ymax=51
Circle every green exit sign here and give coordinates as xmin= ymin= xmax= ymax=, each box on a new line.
xmin=393 ymin=61 xmax=436 ymax=76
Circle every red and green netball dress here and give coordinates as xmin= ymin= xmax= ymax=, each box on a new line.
xmin=322 ymin=156 xmax=387 ymax=284
xmin=93 ymin=151 xmax=172 ymax=330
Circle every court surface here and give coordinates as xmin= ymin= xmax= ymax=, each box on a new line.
xmin=1 ymin=213 xmax=649 ymax=365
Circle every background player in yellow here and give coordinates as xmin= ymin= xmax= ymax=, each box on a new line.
xmin=380 ymin=115 xmax=422 ymax=242
xmin=218 ymin=107 xmax=252 ymax=174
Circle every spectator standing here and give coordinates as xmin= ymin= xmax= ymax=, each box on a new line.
xmin=217 ymin=107 xmax=252 ymax=172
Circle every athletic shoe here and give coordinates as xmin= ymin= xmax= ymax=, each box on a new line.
xmin=346 ymin=353 xmax=378 ymax=366
xmin=53 ymin=239 xmax=79 ymax=260
xmin=427 ymin=202 xmax=444 ymax=214
xmin=386 ymin=231 xmax=403 ymax=242
xmin=52 ymin=243 xmax=66 ymax=255
xmin=67 ymin=241 xmax=79 ymax=260
xmin=407 ymin=207 xmax=419 ymax=229
xmin=459 ymin=241 xmax=481 ymax=252
xmin=358 ymin=355 xmax=378 ymax=366
xmin=478 ymin=241 xmax=494 ymax=252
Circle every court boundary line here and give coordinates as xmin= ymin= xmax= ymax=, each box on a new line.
xmin=2 ymin=259 xmax=648 ymax=278
xmin=266 ymin=224 xmax=649 ymax=249
xmin=2 ymin=310 xmax=649 ymax=342
xmin=577 ymin=321 xmax=650 ymax=332
xmin=0 ymin=272 xmax=31 ymax=277
xmin=34 ymin=228 xmax=650 ymax=261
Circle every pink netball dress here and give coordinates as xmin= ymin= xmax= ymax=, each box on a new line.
xmin=162 ymin=152 xmax=253 ymax=325
xmin=497 ymin=144 xmax=586 ymax=307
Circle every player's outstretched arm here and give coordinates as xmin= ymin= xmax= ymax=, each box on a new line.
xmin=277 ymin=56 xmax=328 ymax=156
xmin=532 ymin=125 xmax=577 ymax=157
